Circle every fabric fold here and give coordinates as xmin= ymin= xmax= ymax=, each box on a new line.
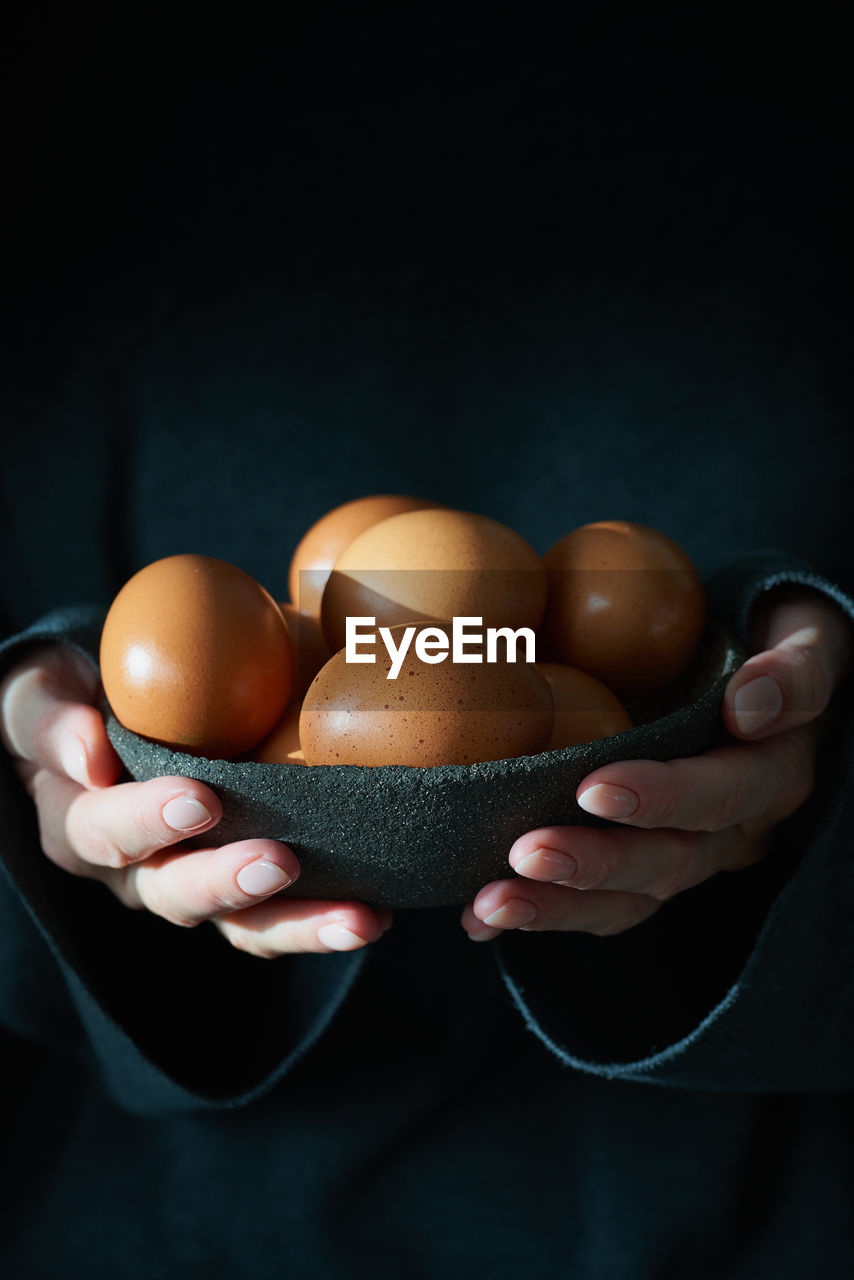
xmin=493 ymin=562 xmax=854 ymax=1091
xmin=0 ymin=609 xmax=367 ymax=1112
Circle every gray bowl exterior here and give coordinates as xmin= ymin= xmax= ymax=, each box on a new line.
xmin=104 ymin=622 xmax=745 ymax=909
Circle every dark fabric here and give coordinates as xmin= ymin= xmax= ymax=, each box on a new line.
xmin=2 ymin=10 xmax=853 ymax=1279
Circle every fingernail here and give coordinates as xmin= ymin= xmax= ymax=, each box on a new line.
xmin=466 ymin=926 xmax=499 ymax=942
xmin=162 ymin=796 xmax=213 ymax=832
xmin=60 ymin=733 xmax=89 ymax=786
xmin=482 ymin=899 xmax=538 ymax=929
xmin=515 ymin=846 xmax=578 ymax=881
xmin=317 ymin=923 xmax=370 ymax=950
xmin=577 ymin=784 xmax=639 ymax=819
xmin=236 ymin=859 xmax=294 ymax=895
xmin=777 ymin=626 xmax=819 ymax=650
xmin=734 ymin=675 xmax=783 ymax=735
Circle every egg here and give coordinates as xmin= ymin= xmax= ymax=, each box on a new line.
xmin=300 ymin=623 xmax=554 ymax=767
xmin=288 ymin=494 xmax=440 ymax=617
xmin=279 ymin=602 xmax=332 ymax=699
xmin=321 ymin=508 xmax=548 ymax=654
xmin=100 ymin=554 xmax=293 ymax=758
xmin=537 ymin=662 xmax=633 ymax=749
xmin=539 ymin=521 xmax=706 ymax=698
xmin=249 ymin=701 xmax=306 ymax=765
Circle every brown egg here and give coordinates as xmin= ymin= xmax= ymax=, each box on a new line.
xmin=279 ymin=602 xmax=332 ymax=699
xmin=321 ymin=508 xmax=548 ymax=654
xmin=300 ymin=623 xmax=554 ymax=767
xmin=537 ymin=662 xmax=633 ymax=749
xmin=539 ymin=521 xmax=706 ymax=698
xmin=288 ymin=494 xmax=440 ymax=617
xmin=100 ymin=554 xmax=293 ymax=758
xmin=249 ymin=701 xmax=306 ymax=765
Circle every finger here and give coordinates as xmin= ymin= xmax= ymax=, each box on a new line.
xmin=575 ymin=726 xmax=816 ymax=833
xmin=114 ymin=839 xmax=303 ymax=927
xmin=214 ymin=896 xmax=394 ymax=957
xmin=61 ymin=775 xmax=224 ymax=868
xmin=27 ymin=776 xmax=309 ymax=928
xmin=508 ymin=823 xmax=743 ymax=897
xmin=464 ymin=879 xmax=662 ymax=938
xmin=723 ymin=590 xmax=853 ymax=740
xmin=1 ymin=645 xmax=120 ymax=788
xmin=24 ymin=768 xmax=100 ymax=877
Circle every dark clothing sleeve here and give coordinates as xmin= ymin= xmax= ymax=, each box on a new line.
xmin=496 ymin=554 xmax=854 ymax=1092
xmin=0 ymin=606 xmax=366 ymax=1113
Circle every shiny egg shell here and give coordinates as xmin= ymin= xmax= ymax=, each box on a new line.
xmin=279 ymin=602 xmax=332 ymax=699
xmin=287 ymin=494 xmax=440 ymax=617
xmin=539 ymin=521 xmax=706 ymax=698
xmin=321 ymin=508 xmax=547 ymax=654
xmin=100 ymin=554 xmax=293 ymax=758
xmin=300 ymin=623 xmax=554 ymax=767
xmin=537 ymin=662 xmax=633 ymax=749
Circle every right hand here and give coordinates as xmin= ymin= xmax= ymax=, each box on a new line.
xmin=0 ymin=643 xmax=392 ymax=956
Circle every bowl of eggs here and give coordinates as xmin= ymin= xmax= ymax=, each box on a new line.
xmin=100 ymin=497 xmax=745 ymax=909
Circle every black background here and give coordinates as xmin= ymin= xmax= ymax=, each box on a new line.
xmin=2 ymin=5 xmax=851 ymax=616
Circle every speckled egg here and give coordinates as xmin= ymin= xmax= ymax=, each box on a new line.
xmin=300 ymin=623 xmax=554 ymax=766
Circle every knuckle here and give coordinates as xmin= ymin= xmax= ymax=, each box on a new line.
xmin=130 ymin=804 xmax=176 ymax=858
xmin=90 ymin=831 xmax=129 ymax=870
xmin=635 ymin=768 xmax=681 ymax=829
xmin=39 ymin=827 xmax=75 ymax=872
xmin=133 ymin=870 xmax=198 ymax=928
xmin=107 ymin=871 xmax=146 ymax=911
xmin=161 ymin=907 xmax=201 ymax=929
xmin=782 ymin=643 xmax=830 ymax=720
xmin=103 ymin=843 xmax=135 ymax=871
xmin=158 ymin=898 xmax=201 ymax=928
xmin=208 ymin=885 xmax=248 ymax=918
xmin=592 ymin=914 xmax=631 ymax=937
xmin=29 ymin=765 xmax=54 ymax=801
xmin=570 ymin=844 xmax=615 ymax=891
xmin=724 ymin=822 xmax=773 ymax=871
xmin=66 ymin=798 xmax=119 ymax=865
xmin=28 ymin=706 xmax=58 ymax=764
xmin=705 ymin=770 xmax=747 ymax=832
xmin=28 ymin=769 xmax=53 ymax=815
xmin=593 ymin=895 xmax=658 ymax=936
xmin=70 ymin=794 xmax=164 ymax=870
xmin=219 ymin=923 xmax=279 ymax=959
xmin=649 ymin=835 xmax=702 ymax=899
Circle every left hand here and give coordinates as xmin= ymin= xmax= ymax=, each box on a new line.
xmin=462 ymin=587 xmax=853 ymax=941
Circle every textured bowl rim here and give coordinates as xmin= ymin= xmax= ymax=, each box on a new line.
xmin=103 ymin=618 xmax=745 ymax=780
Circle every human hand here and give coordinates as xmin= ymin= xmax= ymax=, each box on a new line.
xmin=0 ymin=643 xmax=392 ymax=956
xmin=462 ymin=587 xmax=853 ymax=941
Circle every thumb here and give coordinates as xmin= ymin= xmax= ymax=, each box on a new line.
xmin=722 ymin=588 xmax=853 ymax=740
xmin=1 ymin=643 xmax=121 ymax=788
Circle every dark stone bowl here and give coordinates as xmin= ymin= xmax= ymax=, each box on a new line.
xmin=104 ymin=621 xmax=745 ymax=910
